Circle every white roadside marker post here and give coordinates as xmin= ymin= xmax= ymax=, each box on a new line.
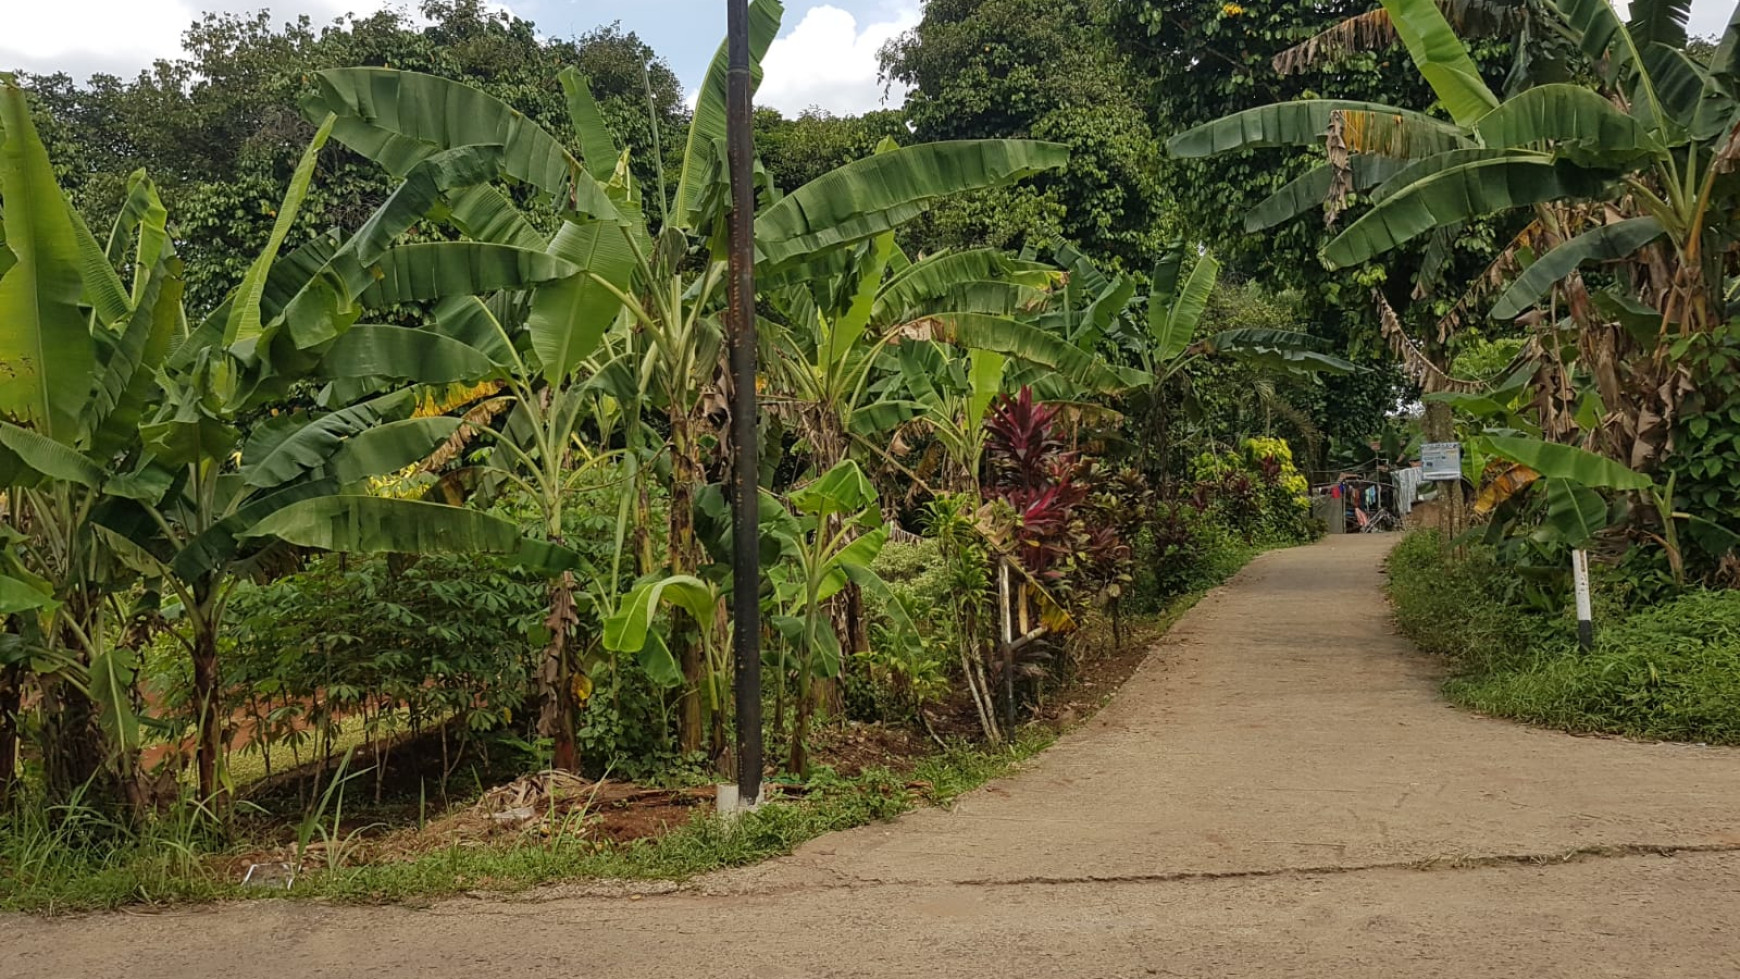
xmin=1572 ymin=548 xmax=1594 ymax=650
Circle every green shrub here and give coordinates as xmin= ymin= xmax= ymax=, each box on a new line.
xmin=1389 ymin=530 xmax=1740 ymax=744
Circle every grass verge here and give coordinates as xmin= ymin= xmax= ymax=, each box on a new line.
xmin=1388 ymin=530 xmax=1740 ymax=744
xmin=2 ymin=546 xmax=1265 ymax=914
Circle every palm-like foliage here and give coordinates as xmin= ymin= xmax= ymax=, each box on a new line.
xmin=1170 ymin=0 xmax=1740 ymax=471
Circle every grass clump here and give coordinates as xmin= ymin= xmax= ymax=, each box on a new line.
xmin=1388 ymin=530 xmax=1740 ymax=744
xmin=0 ymin=733 xmax=1063 ymax=913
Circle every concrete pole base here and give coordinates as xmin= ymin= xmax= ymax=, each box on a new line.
xmin=715 ymin=783 xmax=765 ymax=818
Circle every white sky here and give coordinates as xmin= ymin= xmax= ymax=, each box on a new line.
xmin=0 ymin=0 xmax=919 ymax=115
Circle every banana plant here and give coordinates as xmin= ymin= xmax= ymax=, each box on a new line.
xmin=0 ymin=76 xmax=192 ymax=802
xmin=763 ymin=460 xmax=901 ymax=775
xmin=1481 ymin=434 xmax=1737 ymax=579
xmin=1 ymin=68 xmax=582 ymax=802
xmin=297 ymin=0 xmax=1072 ymax=760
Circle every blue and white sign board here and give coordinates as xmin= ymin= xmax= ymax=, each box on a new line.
xmin=1420 ymin=442 xmax=1462 ymax=481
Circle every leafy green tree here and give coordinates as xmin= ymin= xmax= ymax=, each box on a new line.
xmin=879 ymin=0 xmax=1169 ymax=268
xmin=17 ymin=0 xmax=685 ymax=317
xmin=755 ymin=108 xmax=911 ymax=194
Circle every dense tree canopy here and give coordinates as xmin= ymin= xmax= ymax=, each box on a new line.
xmin=22 ymin=1 xmax=687 ymax=314
xmin=879 ymin=0 xmax=1168 ymax=269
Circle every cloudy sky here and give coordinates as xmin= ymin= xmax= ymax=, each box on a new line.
xmin=3 ymin=0 xmax=1736 ymax=116
xmin=1 ymin=0 xmax=918 ymax=115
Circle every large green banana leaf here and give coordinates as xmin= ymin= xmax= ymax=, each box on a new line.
xmin=1245 ymin=156 xmax=1408 ymax=231
xmin=0 ymin=421 xmax=102 ymax=487
xmin=1712 ymin=4 xmax=1740 ymax=90
xmin=873 ymin=248 xmax=1029 ymax=321
xmin=0 ymin=573 xmax=55 ymax=615
xmin=1051 ymin=237 xmax=1113 ymax=296
xmin=358 ymin=243 xmax=577 ymax=308
xmin=446 ymin=184 xmax=547 ymax=250
xmin=1322 ymin=157 xmax=1615 ymax=267
xmin=87 ymin=254 xmax=183 ymax=456
xmin=1639 ymin=42 xmax=1720 ymax=134
xmin=673 ymin=0 xmax=783 ymax=228
xmin=167 ymin=477 xmax=338 ymax=582
xmin=320 ymin=324 xmax=499 ymax=383
xmin=1377 ymin=0 xmax=1499 ymax=127
xmin=1490 ymin=217 xmax=1665 ymax=319
xmin=603 ymin=574 xmax=717 ymax=660
xmin=431 ymin=295 xmax=517 ymax=366
xmin=326 ymin=417 xmax=462 ymax=484
xmin=756 ymin=140 xmax=1070 ymax=269
xmin=559 ymin=68 xmax=619 ymax=181
xmin=67 ymin=203 xmax=131 ymax=329
xmin=926 ymin=312 xmax=1131 ymax=395
xmin=307 ymin=69 xmax=618 ymax=220
xmin=1474 ymin=84 xmax=1662 ymax=164
xmin=1368 ymin=147 xmax=1526 ymax=202
xmin=1166 ymin=100 xmax=1461 ymax=157
xmin=0 ymin=79 xmax=93 ymax=443
xmin=528 ymin=219 xmax=635 ymax=384
xmin=1151 ymin=253 xmax=1218 ymax=362
xmin=242 ymin=495 xmax=525 ymax=557
xmin=1627 ymin=0 xmax=1691 ymax=49
xmin=104 ymin=170 xmax=170 ymax=285
xmin=240 ymin=390 xmax=415 ymax=488
xmin=348 ymin=145 xmax=502 ymax=264
xmin=1534 ymin=478 xmax=1611 ymax=545
xmin=1484 ymin=435 xmax=1655 ymax=491
xmin=1196 ymin=328 xmax=1356 ymax=374
xmin=225 ymin=115 xmax=334 ymax=346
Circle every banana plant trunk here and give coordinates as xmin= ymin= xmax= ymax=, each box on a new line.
xmin=540 ymin=571 xmax=581 ymax=773
xmin=40 ymin=674 xmax=112 ymax=807
xmin=191 ymin=618 xmax=225 ymax=806
xmin=42 ymin=598 xmax=117 ymax=807
xmin=0 ymin=659 xmax=21 ymax=806
xmin=668 ymin=408 xmax=706 ymax=756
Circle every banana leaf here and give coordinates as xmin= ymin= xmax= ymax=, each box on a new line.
xmin=0 ymin=79 xmax=93 ymax=442
xmin=326 ymin=417 xmax=462 ymax=484
xmin=559 ymin=68 xmax=619 ymax=181
xmin=1490 ymin=217 xmax=1665 ymax=319
xmin=320 ymin=324 xmax=500 ymax=384
xmin=1323 ymin=157 xmax=1616 ymax=268
xmin=1484 ymin=435 xmax=1654 ymax=491
xmin=307 ymin=68 xmax=619 ymax=220
xmin=225 ymin=116 xmax=334 ymax=346
xmin=1377 ymin=0 xmax=1499 ymax=126
xmin=1151 ymin=253 xmax=1218 ymax=362
xmin=240 ymin=390 xmax=416 ymax=489
xmin=1534 ymin=477 xmax=1611 ymax=545
xmin=928 ymin=312 xmax=1131 ymax=395
xmin=757 ymin=140 xmax=1070 ymax=269
xmin=1167 ymin=100 xmax=1460 ymax=157
xmin=242 ymin=495 xmax=527 ymax=557
xmin=1245 ymin=156 xmax=1408 ymax=231
xmin=673 ymin=0 xmax=782 ymax=228
xmin=1474 ymin=84 xmax=1663 ymax=165
xmin=528 ymin=219 xmax=635 ymax=384
xmin=0 ymin=421 xmax=102 ymax=487
xmin=358 ymin=243 xmax=578 ymax=308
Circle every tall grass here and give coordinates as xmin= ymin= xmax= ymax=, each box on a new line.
xmin=1388 ymin=531 xmax=1740 ymax=744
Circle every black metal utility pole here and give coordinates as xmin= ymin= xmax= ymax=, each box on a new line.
xmin=724 ymin=0 xmax=763 ymax=807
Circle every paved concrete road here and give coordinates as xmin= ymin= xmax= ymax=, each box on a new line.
xmin=8 ymin=535 xmax=1739 ymax=978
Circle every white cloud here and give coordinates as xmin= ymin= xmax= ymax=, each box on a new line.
xmin=755 ymin=3 xmax=917 ymax=116
xmin=0 ymin=0 xmax=437 ymax=81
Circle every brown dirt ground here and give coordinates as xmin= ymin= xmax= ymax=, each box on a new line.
xmin=8 ymin=534 xmax=1740 ymax=979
